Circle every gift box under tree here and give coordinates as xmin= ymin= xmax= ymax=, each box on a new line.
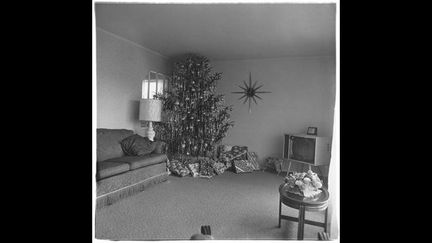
xmin=218 ymin=145 xmax=248 ymax=168
xmin=233 ymin=160 xmax=254 ymax=173
xmin=246 ymin=152 xmax=260 ymax=170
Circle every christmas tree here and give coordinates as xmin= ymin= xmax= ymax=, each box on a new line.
xmin=154 ymin=54 xmax=234 ymax=157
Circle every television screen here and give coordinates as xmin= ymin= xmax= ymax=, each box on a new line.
xmin=290 ymin=136 xmax=315 ymax=164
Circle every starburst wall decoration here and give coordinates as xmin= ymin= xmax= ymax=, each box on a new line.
xmin=232 ymin=72 xmax=271 ymax=113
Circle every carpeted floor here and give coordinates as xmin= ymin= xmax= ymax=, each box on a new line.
xmin=95 ymin=170 xmax=326 ymax=240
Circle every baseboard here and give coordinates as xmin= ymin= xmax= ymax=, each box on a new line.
xmin=96 ymin=172 xmax=169 ymax=209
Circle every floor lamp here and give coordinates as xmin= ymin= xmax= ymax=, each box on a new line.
xmin=139 ymin=99 xmax=162 ymax=141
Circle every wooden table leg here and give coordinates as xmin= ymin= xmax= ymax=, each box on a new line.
xmin=298 ymin=205 xmax=305 ymax=240
xmin=278 ymin=197 xmax=282 ymax=228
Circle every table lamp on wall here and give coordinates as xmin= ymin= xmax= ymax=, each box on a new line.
xmin=139 ymin=99 xmax=162 ymax=141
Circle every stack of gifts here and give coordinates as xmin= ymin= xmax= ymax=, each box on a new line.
xmin=170 ymin=155 xmax=226 ymax=178
xmin=218 ymin=145 xmax=248 ymax=168
xmin=233 ymin=152 xmax=261 ymax=174
xmin=168 ymin=159 xmax=190 ymax=177
xmin=230 ymin=145 xmax=248 ymax=159
xmin=168 ymin=148 xmax=262 ymax=177
xmin=216 ymin=144 xmax=262 ymax=174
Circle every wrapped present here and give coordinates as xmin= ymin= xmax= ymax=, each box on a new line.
xmin=247 ymin=152 xmax=260 ymax=170
xmin=225 ymin=160 xmax=233 ymax=169
xmin=198 ymin=158 xmax=216 ymax=177
xmin=231 ymin=146 xmax=248 ymax=160
xmin=233 ymin=160 xmax=254 ymax=173
xmin=215 ymin=158 xmax=233 ymax=169
xmin=168 ymin=159 xmax=179 ymax=172
xmin=169 ymin=160 xmax=191 ymax=177
xmin=218 ymin=144 xmax=233 ymax=156
xmin=218 ymin=145 xmax=248 ymax=163
xmin=187 ymin=163 xmax=200 ymax=177
xmin=212 ymin=162 xmax=227 ymax=175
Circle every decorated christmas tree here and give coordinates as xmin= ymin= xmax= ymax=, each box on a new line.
xmin=154 ymin=54 xmax=234 ymax=157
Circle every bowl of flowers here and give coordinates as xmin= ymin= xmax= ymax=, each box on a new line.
xmin=284 ymin=170 xmax=323 ymax=198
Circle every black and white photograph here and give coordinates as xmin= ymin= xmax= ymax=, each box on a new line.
xmin=93 ymin=0 xmax=339 ymax=241
xmin=307 ymin=127 xmax=318 ymax=135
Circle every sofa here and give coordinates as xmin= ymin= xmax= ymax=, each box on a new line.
xmin=96 ymin=128 xmax=169 ymax=209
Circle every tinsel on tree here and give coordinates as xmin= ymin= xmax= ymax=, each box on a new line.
xmin=154 ymin=54 xmax=234 ymax=157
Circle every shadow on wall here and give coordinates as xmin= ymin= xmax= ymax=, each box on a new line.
xmin=129 ymin=100 xmax=142 ymax=133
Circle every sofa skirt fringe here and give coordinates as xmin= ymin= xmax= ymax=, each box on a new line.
xmin=96 ymin=172 xmax=168 ymax=209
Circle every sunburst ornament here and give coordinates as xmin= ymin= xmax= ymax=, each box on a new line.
xmin=232 ymin=72 xmax=271 ymax=113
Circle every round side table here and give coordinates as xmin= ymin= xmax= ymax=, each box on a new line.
xmin=278 ymin=183 xmax=329 ymax=240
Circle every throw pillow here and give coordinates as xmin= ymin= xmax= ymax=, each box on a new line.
xmin=120 ymin=134 xmax=156 ymax=156
xmin=153 ymin=140 xmax=167 ymax=154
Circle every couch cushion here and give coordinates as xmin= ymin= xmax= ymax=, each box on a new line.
xmin=106 ymin=153 xmax=168 ymax=170
xmin=120 ymin=134 xmax=156 ymax=156
xmin=97 ymin=129 xmax=134 ymax=162
xmin=97 ymin=161 xmax=130 ymax=180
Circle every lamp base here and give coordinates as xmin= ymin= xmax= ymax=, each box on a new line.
xmin=146 ymin=121 xmax=156 ymax=141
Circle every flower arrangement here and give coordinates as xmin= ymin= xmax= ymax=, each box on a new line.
xmin=284 ymin=170 xmax=323 ymax=198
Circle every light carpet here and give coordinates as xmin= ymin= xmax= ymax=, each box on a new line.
xmin=95 ymin=170 xmax=325 ymax=240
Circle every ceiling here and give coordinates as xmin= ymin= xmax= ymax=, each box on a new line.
xmin=95 ymin=3 xmax=336 ymax=61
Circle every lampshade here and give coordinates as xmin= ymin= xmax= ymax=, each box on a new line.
xmin=139 ymin=99 xmax=162 ymax=122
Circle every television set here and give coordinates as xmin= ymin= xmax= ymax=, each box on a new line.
xmin=283 ymin=134 xmax=331 ymax=166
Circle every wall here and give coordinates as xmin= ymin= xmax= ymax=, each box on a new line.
xmin=212 ymin=56 xmax=336 ymax=175
xmin=96 ymin=27 xmax=171 ymax=135
xmin=96 ymin=27 xmax=335 ymax=175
